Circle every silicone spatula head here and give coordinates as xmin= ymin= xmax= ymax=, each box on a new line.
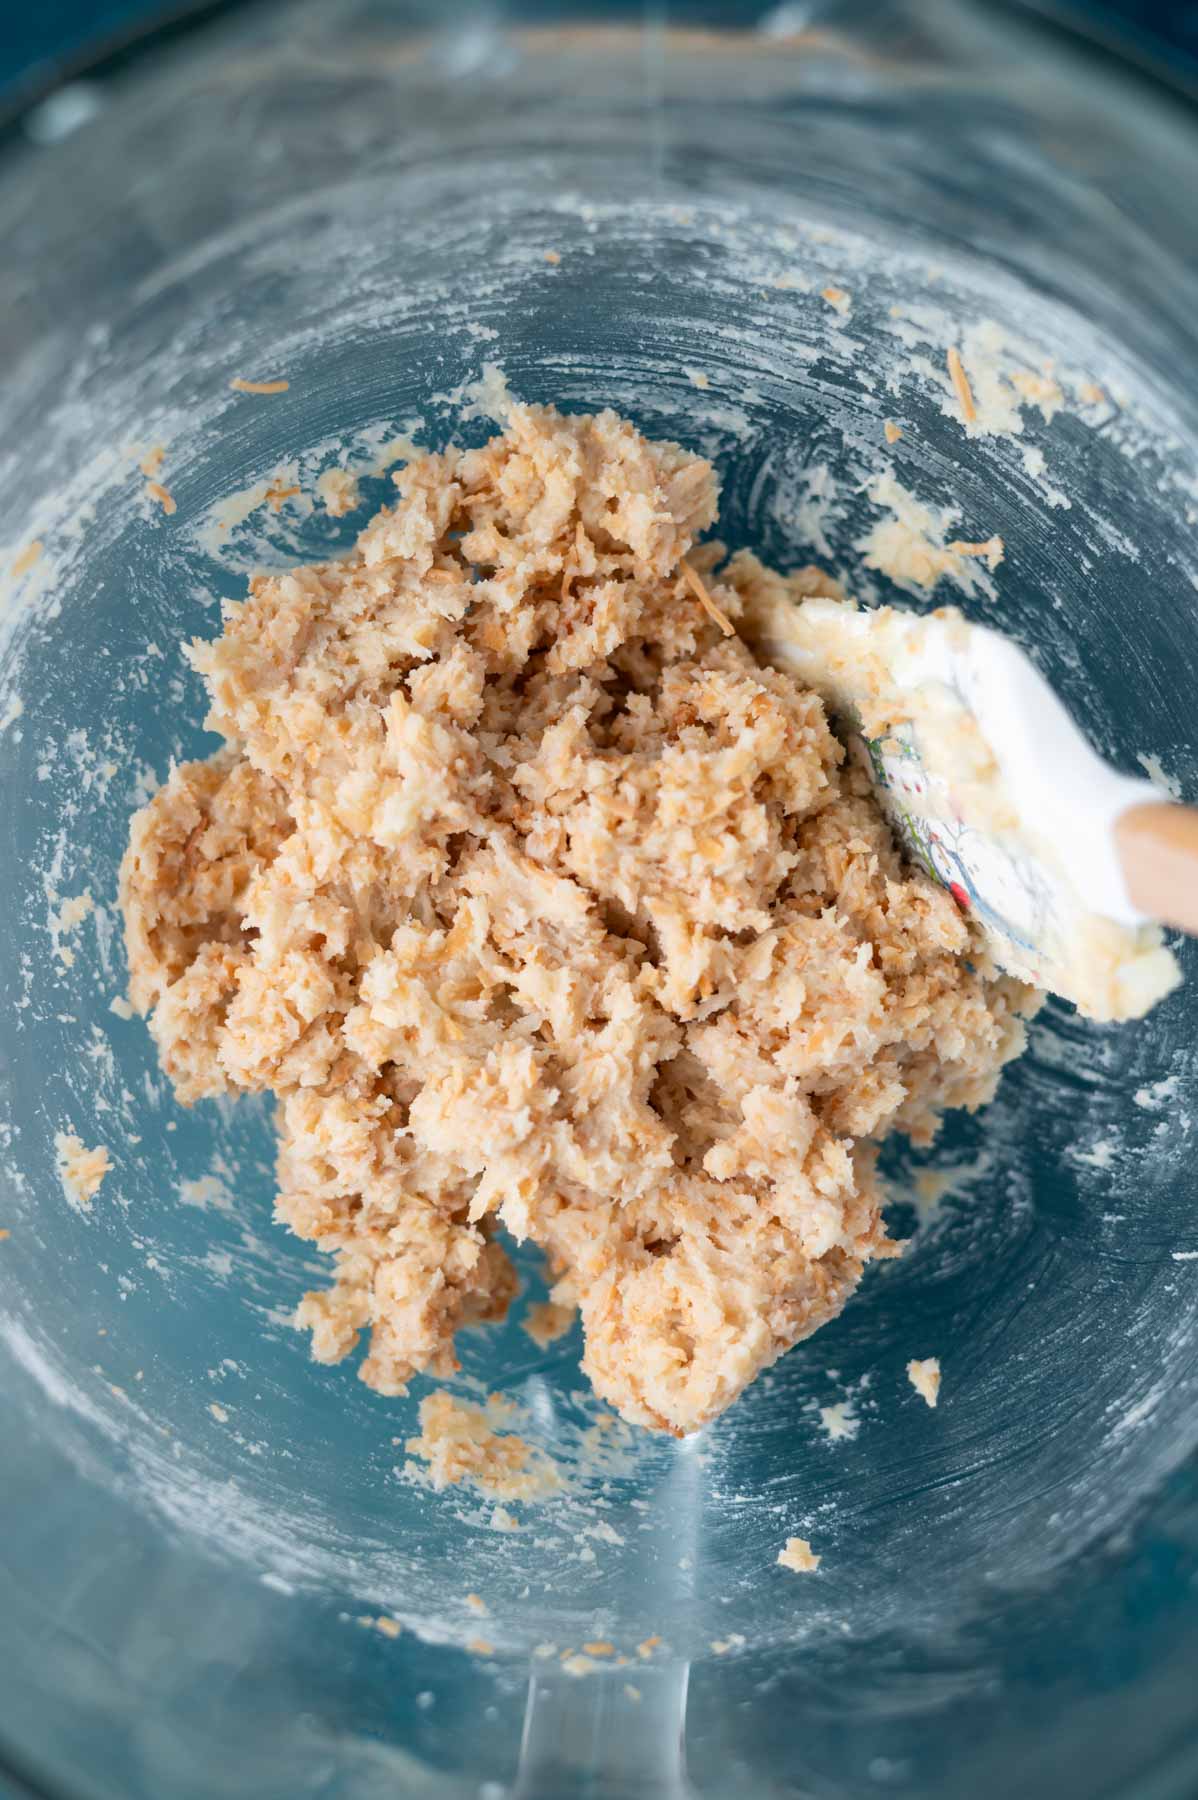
xmin=741 ymin=591 xmax=1184 ymax=1022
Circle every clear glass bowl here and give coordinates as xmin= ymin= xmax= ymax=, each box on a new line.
xmin=2 ymin=3 xmax=1197 ymax=1796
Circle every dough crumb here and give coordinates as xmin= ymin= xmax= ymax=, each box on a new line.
xmin=883 ymin=419 xmax=902 ymax=444
xmin=821 ymin=285 xmax=850 ymax=315
xmin=522 ymin=1299 xmax=575 ymax=1348
xmin=209 ymin=1401 xmax=229 ymax=1422
xmin=0 ymin=1229 xmax=11 ymax=1241
xmin=405 ymin=1392 xmax=562 ymax=1501
xmin=1011 ymin=367 xmax=1064 ymax=422
xmin=946 ymin=534 xmax=1004 ymax=571
xmin=374 ymin=1615 xmax=402 ymax=1639
xmin=543 ymin=250 xmax=561 ymax=265
xmin=11 ymin=539 xmax=43 ymax=578
xmin=562 ymin=1653 xmax=603 ymax=1677
xmin=230 ymin=376 xmax=289 ymax=394
xmin=55 ymin=1132 xmax=110 ymax=1210
xmin=145 ymin=481 xmax=176 ymax=516
xmin=778 ymin=1536 xmax=820 ymax=1573
xmin=464 ymin=1593 xmax=488 ymax=1615
xmin=907 ymin=1357 xmax=941 ymax=1407
xmin=109 ymin=995 xmax=135 ymax=1020
xmin=636 ymin=1636 xmax=661 ymax=1659
xmin=582 ymin=1640 xmax=615 ymax=1656
xmin=710 ymin=1633 xmax=746 ymax=1654
xmin=139 ymin=445 xmax=166 ymax=478
xmin=859 ymin=472 xmax=1003 ymax=592
xmin=264 ymin=476 xmax=301 ymax=512
xmin=817 ymin=1400 xmax=859 ymax=1443
xmin=466 ymin=1637 xmax=494 ymax=1656
xmin=55 ymin=891 xmax=94 ymax=933
xmin=315 ymin=467 xmax=361 ymax=517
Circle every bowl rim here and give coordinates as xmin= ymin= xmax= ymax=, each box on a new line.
xmin=1 ymin=0 xmax=1196 ymax=152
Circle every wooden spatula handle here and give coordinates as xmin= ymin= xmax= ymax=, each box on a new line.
xmin=1115 ymin=802 xmax=1198 ymax=935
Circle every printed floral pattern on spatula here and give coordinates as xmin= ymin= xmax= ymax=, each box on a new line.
xmin=845 ymin=706 xmax=1063 ymax=984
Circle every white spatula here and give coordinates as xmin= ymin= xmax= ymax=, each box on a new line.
xmin=741 ymin=593 xmax=1197 ymax=1021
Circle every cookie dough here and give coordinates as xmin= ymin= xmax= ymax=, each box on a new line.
xmin=404 ymin=1391 xmax=560 ymax=1501
xmin=778 ymin=1536 xmax=820 ymax=1573
xmin=120 ymin=399 xmax=1034 ymax=1435
xmin=907 ymin=1356 xmax=942 ymax=1407
xmin=55 ymin=1131 xmax=110 ymax=1210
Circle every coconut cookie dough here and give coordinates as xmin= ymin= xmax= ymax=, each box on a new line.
xmin=120 ymin=399 xmax=1035 ymax=1436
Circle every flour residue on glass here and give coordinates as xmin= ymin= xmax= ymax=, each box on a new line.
xmin=1 ymin=174 xmax=1195 ymax=1669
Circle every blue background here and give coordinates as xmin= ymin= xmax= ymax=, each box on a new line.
xmin=1 ymin=0 xmax=1197 ymax=105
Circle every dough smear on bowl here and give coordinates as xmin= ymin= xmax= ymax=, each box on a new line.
xmin=120 ymin=399 xmax=1036 ymax=1435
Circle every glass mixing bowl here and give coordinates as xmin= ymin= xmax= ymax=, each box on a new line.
xmin=2 ymin=2 xmax=1197 ymax=1795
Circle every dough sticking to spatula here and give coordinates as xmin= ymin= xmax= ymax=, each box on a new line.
xmin=740 ymin=589 xmax=1194 ymax=1022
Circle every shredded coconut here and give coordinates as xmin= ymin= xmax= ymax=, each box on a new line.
xmin=230 ymin=376 xmax=290 ymax=395
xmin=946 ymin=346 xmax=976 ymax=425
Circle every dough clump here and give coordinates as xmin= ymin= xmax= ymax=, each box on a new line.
xmin=778 ymin=1536 xmax=821 ymax=1573
xmin=907 ymin=1355 xmax=942 ymax=1407
xmin=121 ymin=400 xmax=1033 ymax=1434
